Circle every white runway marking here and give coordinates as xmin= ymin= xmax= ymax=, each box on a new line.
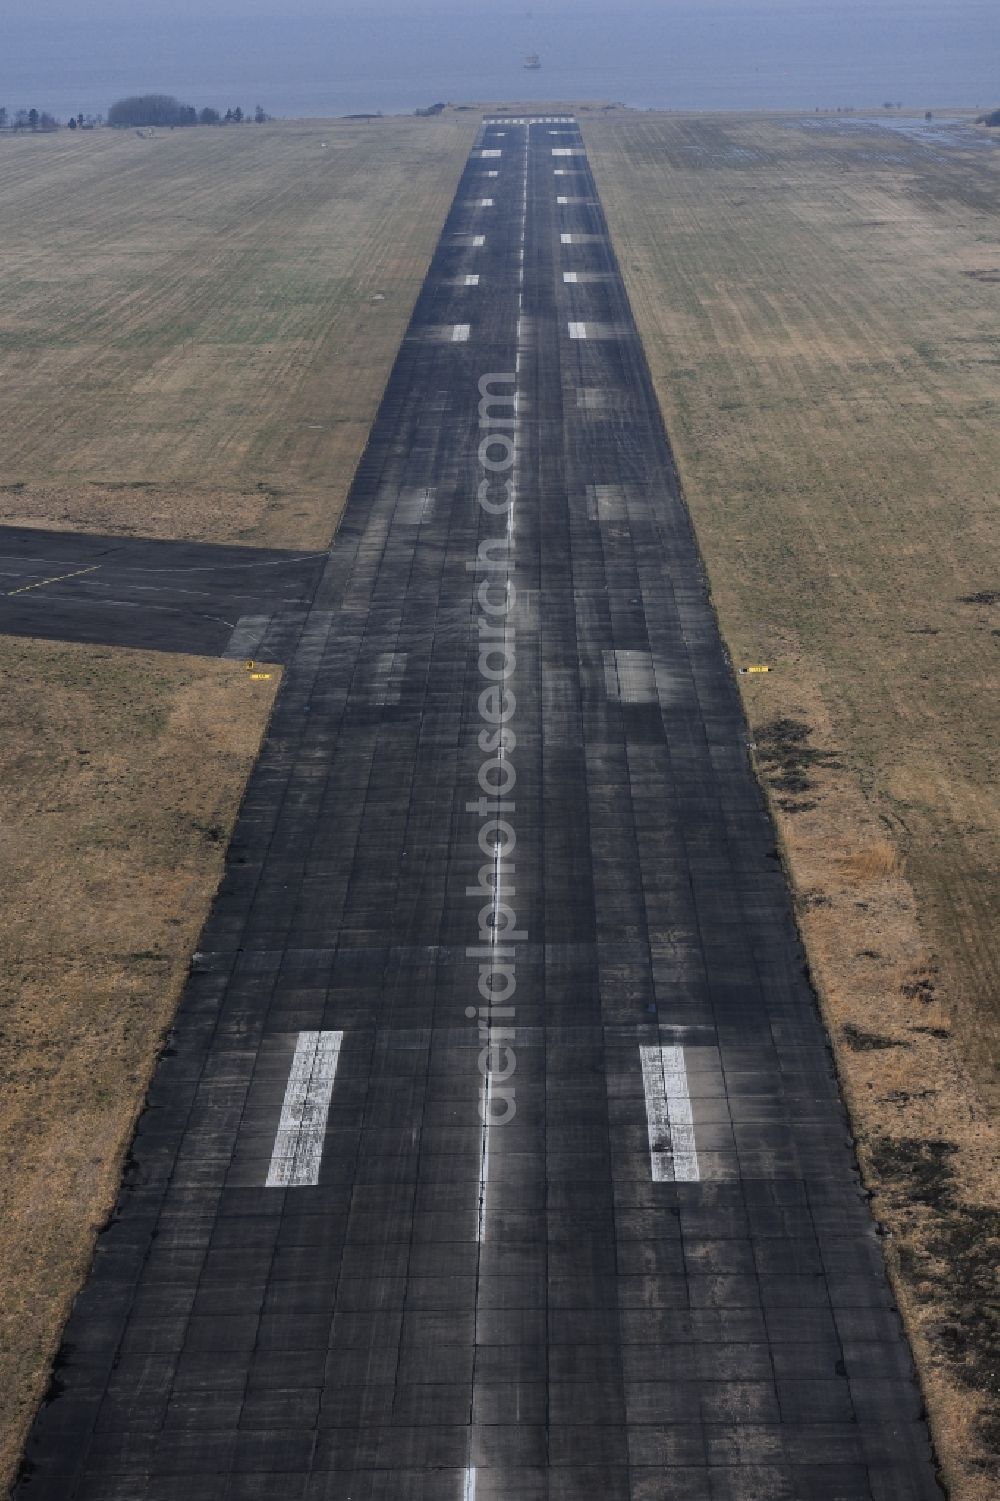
xmin=465 ymin=274 xmax=480 ymax=286
xmin=370 ymin=650 xmax=407 ymax=705
xmin=452 ymin=324 xmax=471 ymax=342
xmin=486 ymin=170 xmax=499 ymax=177
xmin=563 ymin=271 xmax=579 ymax=283
xmin=395 ymin=488 xmax=435 ymax=524
xmin=568 ymin=321 xmax=588 ymax=339
xmin=473 ymin=235 xmax=486 ymax=247
xmin=480 ymin=149 xmax=502 ymax=158
xmin=552 ymin=148 xmax=583 ymax=156
xmin=560 ymin=233 xmax=575 ymax=244
xmin=266 ymin=1031 xmax=343 ymax=1188
xmin=479 ymin=198 xmax=495 ymax=207
xmin=484 ymin=116 xmax=575 ymax=125
xmin=640 ymin=1044 xmax=700 ymax=1182
xmin=587 ymin=484 xmax=628 ymax=519
xmin=556 ymin=195 xmax=570 ymax=204
xmin=603 ymin=647 xmax=657 ymax=702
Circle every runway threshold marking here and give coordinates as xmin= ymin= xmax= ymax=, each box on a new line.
xmin=640 ymin=1044 xmax=701 ymax=1182
xmin=568 ymin=321 xmax=588 ymax=340
xmin=6 ymin=564 xmax=100 ymax=597
xmin=563 ymin=272 xmax=579 ymax=283
xmin=265 ymin=1030 xmax=343 ymax=1188
xmin=452 ymin=324 xmax=471 ymax=342
xmin=465 ymin=275 xmax=481 ymax=286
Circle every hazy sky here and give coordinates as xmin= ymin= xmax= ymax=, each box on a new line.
xmin=8 ymin=0 xmax=954 ymax=15
xmin=4 ymin=0 xmax=993 ymax=118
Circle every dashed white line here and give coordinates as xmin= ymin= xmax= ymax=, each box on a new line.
xmin=266 ymin=1031 xmax=343 ymax=1188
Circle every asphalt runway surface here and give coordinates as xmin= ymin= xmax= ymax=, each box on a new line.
xmin=16 ymin=117 xmax=941 ymax=1500
xmin=0 ymin=526 xmax=323 ymax=660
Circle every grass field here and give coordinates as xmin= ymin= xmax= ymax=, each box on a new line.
xmin=585 ymin=110 xmax=1000 ymax=1498
xmin=0 ymin=115 xmax=475 ymax=1493
xmin=0 ymin=115 xmax=476 ymax=548
xmin=0 ymin=642 xmax=278 ymax=1491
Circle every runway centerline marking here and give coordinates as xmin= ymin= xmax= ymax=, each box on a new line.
xmin=7 ymin=564 xmax=101 ymax=597
xmin=266 ymin=1030 xmax=343 ymax=1188
xmin=640 ymin=1044 xmax=700 ymax=1182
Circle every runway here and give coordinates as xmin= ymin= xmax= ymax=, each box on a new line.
xmin=16 ymin=116 xmax=940 ymax=1500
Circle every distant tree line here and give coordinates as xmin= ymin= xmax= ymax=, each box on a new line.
xmin=107 ymin=95 xmax=269 ymax=128
xmin=0 ymin=106 xmax=64 ymax=131
xmin=0 ymin=96 xmax=270 ymax=133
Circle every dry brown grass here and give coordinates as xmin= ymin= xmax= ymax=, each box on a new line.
xmin=0 ymin=640 xmax=279 ymax=1491
xmin=0 ymin=114 xmax=476 ymax=548
xmin=585 ymin=110 xmax=1000 ymax=1498
xmin=837 ymin=841 xmax=901 ymax=883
